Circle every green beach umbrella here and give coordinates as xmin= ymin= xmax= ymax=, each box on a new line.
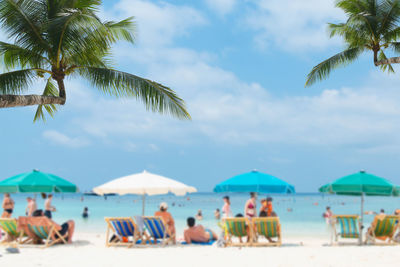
xmin=319 ymin=170 xmax=400 ymax=244
xmin=0 ymin=169 xmax=78 ymax=193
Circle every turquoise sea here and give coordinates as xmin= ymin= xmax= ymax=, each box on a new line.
xmin=4 ymin=193 xmax=400 ymax=238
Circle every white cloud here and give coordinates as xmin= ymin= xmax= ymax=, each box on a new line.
xmin=244 ymin=0 xmax=346 ymax=51
xmin=205 ymin=0 xmax=236 ymax=16
xmin=108 ymin=0 xmax=206 ymax=47
xmin=42 ymin=130 xmax=90 ymax=148
xmin=39 ymin=0 xmax=400 ymax=156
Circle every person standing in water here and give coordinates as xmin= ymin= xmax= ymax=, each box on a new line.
xmin=222 ymin=196 xmax=232 ymax=218
xmin=1 ymin=193 xmax=14 ymax=218
xmin=82 ymin=207 xmax=89 ymax=219
xmin=43 ymin=193 xmax=56 ymax=219
xmin=244 ymin=192 xmax=257 ymax=218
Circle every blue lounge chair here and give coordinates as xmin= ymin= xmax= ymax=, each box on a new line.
xmin=143 ymin=216 xmax=174 ymax=245
xmin=105 ymin=217 xmax=139 ymax=247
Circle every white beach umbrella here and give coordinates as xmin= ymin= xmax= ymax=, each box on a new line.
xmin=93 ymin=170 xmax=197 ymax=215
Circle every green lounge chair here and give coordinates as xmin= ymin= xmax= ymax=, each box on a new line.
xmin=365 ymin=215 xmax=400 ymax=244
xmin=333 ymin=215 xmax=360 ymax=243
xmin=0 ymin=218 xmax=30 ymax=245
xmin=223 ymin=217 xmax=251 ymax=246
xmin=21 ymin=216 xmax=68 ymax=248
xmin=105 ymin=217 xmax=140 ymax=247
xmin=252 ymin=217 xmax=281 ymax=246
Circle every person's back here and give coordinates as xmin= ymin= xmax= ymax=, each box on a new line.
xmin=154 ymin=210 xmax=174 ymax=227
xmin=184 ymin=217 xmax=216 ymax=244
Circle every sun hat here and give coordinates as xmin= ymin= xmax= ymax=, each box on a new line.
xmin=160 ymin=202 xmax=168 ymax=210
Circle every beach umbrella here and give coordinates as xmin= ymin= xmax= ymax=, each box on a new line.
xmin=319 ymin=170 xmax=400 ymax=244
xmin=92 ymin=170 xmax=197 ymax=215
xmin=0 ymin=169 xmax=78 ymax=193
xmin=213 ymin=170 xmax=295 ymax=194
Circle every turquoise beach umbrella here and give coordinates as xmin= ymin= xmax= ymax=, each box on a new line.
xmin=214 ymin=170 xmax=295 ymax=194
xmin=0 ymin=169 xmax=78 ymax=193
xmin=319 ymin=170 xmax=400 ymax=244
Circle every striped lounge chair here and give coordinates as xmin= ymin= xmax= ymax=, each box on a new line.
xmin=105 ymin=217 xmax=139 ymax=247
xmin=333 ymin=215 xmax=360 ymax=243
xmin=0 ymin=218 xmax=30 ymax=245
xmin=143 ymin=216 xmax=174 ymax=245
xmin=365 ymin=215 xmax=400 ymax=245
xmin=223 ymin=217 xmax=251 ymax=246
xmin=252 ymin=217 xmax=282 ymax=246
xmin=22 ymin=216 xmax=68 ymax=248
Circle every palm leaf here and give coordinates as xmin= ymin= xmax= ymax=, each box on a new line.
xmin=0 ymin=68 xmax=38 ymax=94
xmin=378 ymin=50 xmax=395 ymax=72
xmin=77 ymin=67 xmax=191 ymax=120
xmin=34 ymin=78 xmax=59 ymax=122
xmin=305 ymin=47 xmax=363 ymax=87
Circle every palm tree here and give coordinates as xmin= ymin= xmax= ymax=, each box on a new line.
xmin=0 ymin=0 xmax=190 ymax=121
xmin=306 ymin=0 xmax=400 ymax=87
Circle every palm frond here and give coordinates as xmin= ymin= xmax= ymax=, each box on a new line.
xmin=0 ymin=0 xmax=48 ymax=52
xmin=0 ymin=41 xmax=48 ymax=69
xmin=34 ymin=77 xmax=59 ymax=122
xmin=305 ymin=47 xmax=363 ymax=87
xmin=78 ymin=67 xmax=191 ymax=120
xmin=0 ymin=68 xmax=37 ymax=94
xmin=378 ymin=50 xmax=395 ymax=72
xmin=389 ymin=41 xmax=400 ymax=52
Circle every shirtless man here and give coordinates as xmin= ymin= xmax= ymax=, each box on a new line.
xmin=1 ymin=193 xmax=15 ymax=218
xmin=32 ymin=209 xmax=75 ymax=244
xmin=44 ymin=194 xmax=56 ymax=219
xmin=184 ymin=217 xmax=217 ymax=244
xmin=26 ymin=197 xmax=37 ymax=216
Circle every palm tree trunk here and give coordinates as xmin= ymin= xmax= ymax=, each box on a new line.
xmin=0 ymin=95 xmax=65 ymax=108
xmin=375 ymin=56 xmax=400 ymax=66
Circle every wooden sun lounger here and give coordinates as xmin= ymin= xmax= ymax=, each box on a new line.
xmin=105 ymin=217 xmax=140 ymax=247
xmin=0 ymin=218 xmax=31 ymax=246
xmin=142 ymin=216 xmax=174 ymax=246
xmin=365 ymin=215 xmax=400 ymax=245
xmin=332 ymin=215 xmax=360 ymax=244
xmin=18 ymin=216 xmax=68 ymax=248
xmin=252 ymin=217 xmax=282 ymax=246
xmin=223 ymin=217 xmax=252 ymax=247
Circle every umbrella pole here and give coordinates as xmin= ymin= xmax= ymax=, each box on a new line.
xmin=142 ymin=194 xmax=146 ymax=216
xmin=359 ymin=193 xmax=364 ymax=245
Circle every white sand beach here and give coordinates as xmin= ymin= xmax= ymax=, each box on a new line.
xmin=1 ymin=232 xmax=399 ymax=267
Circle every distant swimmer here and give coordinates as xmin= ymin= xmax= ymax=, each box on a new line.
xmin=82 ymin=207 xmax=89 ymax=219
xmin=313 ymin=202 xmax=319 ymax=206
xmin=287 ymin=208 xmax=293 ymax=212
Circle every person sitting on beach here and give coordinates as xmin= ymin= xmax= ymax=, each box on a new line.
xmin=196 ymin=209 xmax=203 ymax=220
xmin=1 ymin=193 xmax=14 ymax=218
xmin=32 ymin=209 xmax=75 ymax=244
xmin=82 ymin=207 xmax=89 ymax=219
xmin=266 ymin=197 xmax=274 ymax=216
xmin=259 ymin=198 xmax=267 ymax=216
xmin=25 ymin=197 xmax=37 ymax=216
xmin=244 ymin=192 xmax=257 ymax=218
xmin=154 ymin=202 xmax=176 ymax=243
xmin=184 ymin=217 xmax=217 ymax=244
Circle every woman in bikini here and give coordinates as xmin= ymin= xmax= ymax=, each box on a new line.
xmin=244 ymin=192 xmax=257 ymax=218
xmin=2 ymin=193 xmax=15 ymax=218
xmin=222 ymin=196 xmax=232 ymax=218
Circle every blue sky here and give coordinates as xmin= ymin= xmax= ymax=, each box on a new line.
xmin=1 ymin=0 xmax=400 ymax=192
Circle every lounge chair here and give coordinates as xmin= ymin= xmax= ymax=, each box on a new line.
xmin=0 ymin=218 xmax=30 ymax=245
xmin=18 ymin=216 xmax=67 ymax=248
xmin=142 ymin=216 xmax=174 ymax=245
xmin=223 ymin=217 xmax=252 ymax=246
xmin=332 ymin=215 xmax=360 ymax=244
xmin=105 ymin=217 xmax=140 ymax=247
xmin=252 ymin=217 xmax=281 ymax=246
xmin=365 ymin=215 xmax=400 ymax=245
